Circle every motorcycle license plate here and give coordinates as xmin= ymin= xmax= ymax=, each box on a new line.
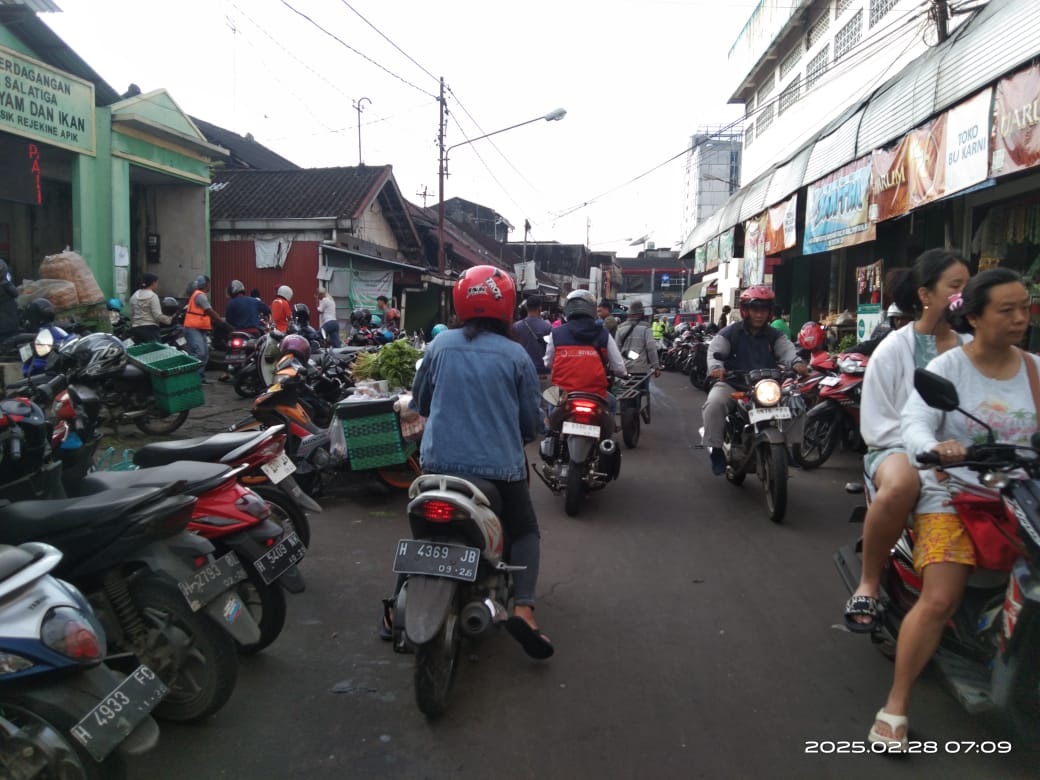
xmin=393 ymin=539 xmax=479 ymax=582
xmin=253 ymin=532 xmax=306 ymax=585
xmin=819 ymin=375 xmax=841 ymax=386
xmin=260 ymin=451 xmax=296 ymax=484
xmin=562 ymin=421 xmax=600 ymax=438
xmin=178 ymin=551 xmax=247 ymax=612
xmin=748 ymin=406 xmax=793 ymax=424
xmin=176 ymin=336 xmax=187 ymax=347
xmin=71 ymin=665 xmax=168 ymax=762
xmin=18 ymin=343 xmax=32 ymax=362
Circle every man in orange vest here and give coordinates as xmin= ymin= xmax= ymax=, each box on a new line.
xmin=183 ymin=275 xmax=229 ymax=384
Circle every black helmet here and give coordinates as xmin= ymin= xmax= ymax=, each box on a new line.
xmin=293 ymin=303 xmax=312 ymax=325
xmin=26 ymin=297 xmax=56 ymax=327
xmin=564 ymin=289 xmax=597 ymax=320
xmin=161 ymin=296 xmax=180 ymax=316
xmin=350 ymin=308 xmax=372 ymax=327
xmin=59 ymin=333 xmax=127 ymax=379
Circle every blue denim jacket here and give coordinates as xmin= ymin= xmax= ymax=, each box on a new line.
xmin=412 ymin=328 xmax=541 ymax=481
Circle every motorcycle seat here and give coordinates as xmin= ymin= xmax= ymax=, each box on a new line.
xmin=0 ymin=544 xmax=35 ymax=581
xmin=133 ymin=430 xmax=273 ymax=468
xmin=438 ymin=474 xmax=503 ymax=516
xmin=76 ymin=461 xmax=234 ymax=497
xmin=0 ymin=487 xmax=169 ymax=544
xmin=120 ymin=363 xmax=146 ymax=380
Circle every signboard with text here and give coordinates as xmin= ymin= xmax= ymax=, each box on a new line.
xmin=991 ymin=63 xmax=1040 ymax=177
xmin=764 ymin=193 xmax=797 ymax=253
xmin=803 ymin=156 xmax=875 ymax=255
xmin=0 ymin=44 xmax=95 ymax=155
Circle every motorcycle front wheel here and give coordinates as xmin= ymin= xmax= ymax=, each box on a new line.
xmin=414 ymin=610 xmax=460 ymax=719
xmin=128 ymin=578 xmax=238 ymax=723
xmin=760 ymin=442 xmax=788 ymax=524
xmin=134 ymin=408 xmax=189 ymax=435
xmin=375 ymin=453 xmax=422 ymax=491
xmin=792 ymin=414 xmax=838 ymax=470
xmin=564 ymin=461 xmax=584 ymax=517
xmin=233 ymin=369 xmax=263 ymax=399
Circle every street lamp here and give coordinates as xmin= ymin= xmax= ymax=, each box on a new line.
xmin=437 ymin=108 xmax=566 ymax=274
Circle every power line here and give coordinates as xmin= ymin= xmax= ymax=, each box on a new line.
xmin=277 ymin=0 xmax=438 ymax=99
xmin=336 ymin=0 xmax=439 ymax=85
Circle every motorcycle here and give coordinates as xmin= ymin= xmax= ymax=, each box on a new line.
xmin=617 ymin=372 xmax=652 ymax=448
xmin=835 ymin=368 xmax=1040 ymax=738
xmin=389 ymin=474 xmax=524 ymax=718
xmin=533 ymin=386 xmax=621 ymax=517
xmin=793 ymin=351 xmax=867 ymax=470
xmin=0 ymin=541 xmax=163 ymax=778
xmin=0 ymin=486 xmax=260 ymax=723
xmin=715 ymin=366 xmax=803 ymax=524
xmin=229 ymin=355 xmax=421 ymax=495
xmin=233 ymin=329 xmax=282 ymax=399
xmin=686 ymin=328 xmax=710 ymax=390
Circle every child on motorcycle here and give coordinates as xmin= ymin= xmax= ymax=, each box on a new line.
xmin=867 ymin=268 xmax=1036 ymax=750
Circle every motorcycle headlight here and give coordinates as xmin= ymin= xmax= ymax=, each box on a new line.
xmin=753 ymin=379 xmax=782 ymax=407
xmin=34 ymin=328 xmax=54 ymax=357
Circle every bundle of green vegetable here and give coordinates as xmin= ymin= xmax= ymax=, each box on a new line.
xmin=350 ymin=340 xmax=423 ymax=389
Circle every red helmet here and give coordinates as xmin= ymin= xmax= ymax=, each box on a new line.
xmin=798 ymin=321 xmax=827 ymax=351
xmin=738 ymin=285 xmax=775 ymax=319
xmin=453 ymin=265 xmax=516 ymax=326
xmin=280 ymin=334 xmax=311 ymax=363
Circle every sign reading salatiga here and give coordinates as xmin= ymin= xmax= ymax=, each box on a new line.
xmin=0 ymin=44 xmax=95 ymax=155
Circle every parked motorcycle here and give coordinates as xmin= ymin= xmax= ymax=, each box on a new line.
xmin=389 ymin=474 xmax=524 ymax=717
xmin=0 ymin=487 xmax=259 ymax=723
xmin=715 ymin=366 xmax=802 ymax=523
xmin=534 ymin=387 xmax=621 ymax=517
xmin=0 ymin=541 xmax=163 ymax=778
xmin=233 ymin=329 xmax=282 ymax=398
xmin=793 ymin=351 xmax=867 ymax=470
xmin=835 ymin=368 xmax=1040 ymax=738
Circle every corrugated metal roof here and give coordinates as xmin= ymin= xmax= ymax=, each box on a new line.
xmin=803 ymin=107 xmax=864 ymax=185
xmin=764 ymin=144 xmax=811 ymax=204
xmin=719 ymin=188 xmax=747 ymax=232
xmin=738 ymin=172 xmax=771 ymax=222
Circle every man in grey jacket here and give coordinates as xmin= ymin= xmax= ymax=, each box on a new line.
xmin=614 ymin=301 xmax=660 ymax=376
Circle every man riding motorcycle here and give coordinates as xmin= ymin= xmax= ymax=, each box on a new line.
xmin=614 ymin=300 xmax=661 ymax=377
xmin=702 ymin=286 xmax=807 ymax=475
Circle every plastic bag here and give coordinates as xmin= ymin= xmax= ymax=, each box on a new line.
xmin=328 ymin=417 xmax=347 ymax=461
xmin=94 ymin=447 xmax=139 ymax=471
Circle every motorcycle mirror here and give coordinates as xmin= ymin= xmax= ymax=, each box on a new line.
xmin=913 ymin=368 xmax=959 ymax=411
xmin=34 ymin=327 xmax=54 ymax=356
xmin=414 ymin=358 xmax=423 ymax=371
xmin=542 ymin=385 xmax=562 ymax=406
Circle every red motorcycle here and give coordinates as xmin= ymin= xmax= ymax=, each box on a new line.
xmin=794 ymin=351 xmax=867 ymax=469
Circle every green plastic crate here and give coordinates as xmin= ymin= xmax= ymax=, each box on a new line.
xmin=126 ymin=343 xmax=182 ymax=370
xmin=154 ymin=385 xmax=205 ymax=414
xmin=336 ymin=398 xmax=405 ymax=469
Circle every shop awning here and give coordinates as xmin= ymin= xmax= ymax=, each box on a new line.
xmin=684 ymin=277 xmax=718 ymax=300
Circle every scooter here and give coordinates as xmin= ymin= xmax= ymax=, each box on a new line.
xmin=795 ymin=351 xmax=867 ymax=470
xmin=834 ymin=368 xmax=1040 ymax=738
xmin=0 ymin=541 xmax=163 ymax=776
xmin=390 ymin=474 xmax=525 ymax=718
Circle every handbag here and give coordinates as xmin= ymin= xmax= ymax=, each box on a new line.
xmin=956 ymin=349 xmax=1038 ymax=570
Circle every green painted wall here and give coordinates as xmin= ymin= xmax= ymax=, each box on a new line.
xmin=110 ymin=131 xmax=211 ymax=182
xmin=71 ymin=107 xmax=113 ymax=297
xmin=0 ymin=29 xmax=34 ymax=57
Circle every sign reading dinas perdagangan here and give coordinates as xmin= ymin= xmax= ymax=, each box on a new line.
xmin=0 ymin=45 xmax=95 ymax=156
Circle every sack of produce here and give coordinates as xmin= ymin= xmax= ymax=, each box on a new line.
xmin=17 ymin=278 xmax=80 ymax=310
xmin=39 ymin=249 xmax=104 ymax=305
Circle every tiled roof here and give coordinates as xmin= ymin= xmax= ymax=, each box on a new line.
xmin=191 ymin=117 xmax=299 ymax=171
xmin=209 ymin=166 xmax=391 ymax=221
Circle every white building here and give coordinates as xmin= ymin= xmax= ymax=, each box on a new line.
xmin=681 ymin=127 xmax=743 ymax=240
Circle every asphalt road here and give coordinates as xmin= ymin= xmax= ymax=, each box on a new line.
xmin=123 ymin=371 xmax=1036 ymax=779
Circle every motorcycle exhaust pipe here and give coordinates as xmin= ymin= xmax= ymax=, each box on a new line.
xmin=460 ymin=599 xmax=497 ymax=638
xmin=598 ymin=438 xmax=620 ymax=481
xmin=599 ymin=438 xmax=617 ymax=455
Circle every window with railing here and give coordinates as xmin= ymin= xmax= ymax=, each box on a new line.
xmin=780 ymin=43 xmax=802 ymax=80
xmin=835 ymin=9 xmax=863 ymax=60
xmin=757 ymin=103 xmax=776 ymax=136
xmin=807 ymin=12 xmax=830 ymax=48
xmin=870 ymin=0 xmax=898 ymax=27
xmin=779 ymin=76 xmax=802 ymax=115
xmin=836 ymin=0 xmax=855 ymax=17
xmin=806 ymin=45 xmax=829 ymax=90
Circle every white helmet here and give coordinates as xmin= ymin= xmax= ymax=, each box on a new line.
xmin=277 ymin=285 xmax=293 ymax=301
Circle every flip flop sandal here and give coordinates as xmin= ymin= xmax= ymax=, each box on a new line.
xmin=867 ymin=709 xmax=908 ymax=753
xmin=505 ymin=616 xmax=554 ymax=659
xmin=844 ymin=595 xmax=880 ymax=634
xmin=379 ymin=598 xmax=394 ymax=642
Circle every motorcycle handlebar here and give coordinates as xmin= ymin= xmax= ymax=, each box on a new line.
xmin=917 ymin=450 xmax=942 ymax=465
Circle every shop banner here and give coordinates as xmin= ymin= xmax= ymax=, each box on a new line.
xmin=706 ymin=236 xmax=719 ymax=270
xmin=743 ymin=214 xmax=766 ymax=287
xmin=870 ymin=138 xmax=910 ymax=222
xmin=718 ymin=227 xmax=735 ymax=265
xmin=0 ymin=44 xmax=96 ymax=155
xmin=803 ymin=156 xmax=875 ymax=255
xmin=942 ymin=88 xmax=991 ymax=195
xmin=870 ymin=117 xmax=946 ymax=222
xmin=991 ymin=63 xmax=1040 ymax=177
xmin=764 ymin=194 xmax=797 ymax=253
xmin=694 ymin=245 xmax=706 ymax=274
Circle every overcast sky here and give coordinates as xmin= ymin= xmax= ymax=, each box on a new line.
xmin=43 ymin=0 xmax=751 ymax=257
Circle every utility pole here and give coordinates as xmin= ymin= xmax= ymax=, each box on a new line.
xmin=933 ymin=0 xmax=948 ymax=43
xmin=437 ymin=78 xmax=448 ymax=275
xmin=416 ymin=186 xmax=431 ymax=207
xmin=353 ymin=97 xmax=371 ymax=165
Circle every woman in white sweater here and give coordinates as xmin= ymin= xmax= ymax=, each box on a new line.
xmin=869 ymin=267 xmax=1036 ymax=750
xmin=844 ymin=251 xmax=971 ymax=632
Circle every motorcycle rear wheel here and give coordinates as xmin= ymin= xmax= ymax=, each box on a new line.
xmin=128 ymin=578 xmax=238 ymax=723
xmin=564 ymin=461 xmax=584 ymax=517
xmin=792 ymin=416 xmax=838 ymax=470
xmin=375 ymin=454 xmax=422 ymax=491
xmin=233 ymin=370 xmax=263 ymax=399
xmin=134 ymin=409 xmax=189 ymax=435
xmin=253 ymin=485 xmax=312 ymax=549
xmin=0 ymin=699 xmax=124 ymax=780
xmin=621 ymin=408 xmax=640 ymax=448
xmin=760 ymin=442 xmax=788 ymax=524
xmin=689 ymin=364 xmax=706 ymax=389
xmin=233 ymin=563 xmax=287 ymax=655
xmin=414 ymin=611 xmax=460 ymax=719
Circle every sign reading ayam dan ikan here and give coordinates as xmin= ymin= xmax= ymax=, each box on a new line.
xmin=0 ymin=44 xmax=95 ymax=156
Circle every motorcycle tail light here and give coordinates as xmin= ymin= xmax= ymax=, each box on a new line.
xmin=753 ymin=379 xmax=782 ymax=407
xmin=252 ymin=434 xmax=287 ymax=464
xmin=52 ymin=391 xmax=76 ymax=421
xmin=235 ymin=491 xmax=272 ymax=520
xmin=41 ymin=606 xmax=103 ymax=662
xmin=415 ymin=500 xmax=463 ymax=523
xmin=569 ymin=400 xmax=598 ymax=425
xmin=231 ymin=337 xmax=245 ymax=348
